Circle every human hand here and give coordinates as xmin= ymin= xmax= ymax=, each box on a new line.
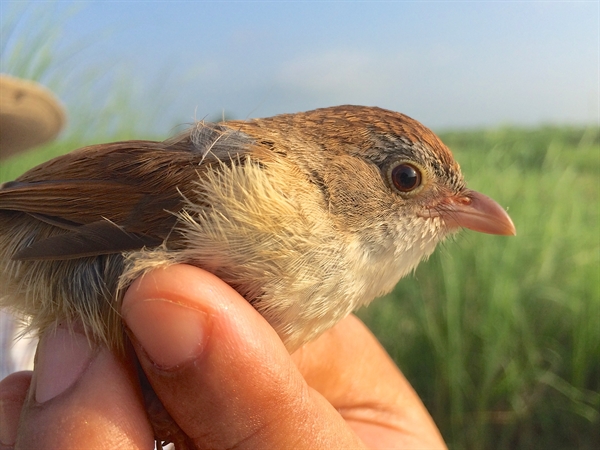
xmin=0 ymin=264 xmax=447 ymax=449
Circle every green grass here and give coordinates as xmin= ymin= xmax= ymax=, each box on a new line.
xmin=358 ymin=126 xmax=600 ymax=449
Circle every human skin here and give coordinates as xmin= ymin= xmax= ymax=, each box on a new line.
xmin=0 ymin=264 xmax=447 ymax=449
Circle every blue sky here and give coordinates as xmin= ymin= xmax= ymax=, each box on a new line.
xmin=1 ymin=1 xmax=598 ymax=132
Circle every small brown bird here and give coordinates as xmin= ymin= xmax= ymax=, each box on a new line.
xmin=0 ymin=105 xmax=515 ymax=353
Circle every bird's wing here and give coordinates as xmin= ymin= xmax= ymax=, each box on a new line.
xmin=0 ymin=136 xmax=224 ymax=260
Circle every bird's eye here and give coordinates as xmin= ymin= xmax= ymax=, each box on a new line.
xmin=390 ymin=163 xmax=422 ymax=193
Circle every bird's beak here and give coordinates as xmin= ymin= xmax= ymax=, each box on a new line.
xmin=424 ymin=189 xmax=516 ymax=236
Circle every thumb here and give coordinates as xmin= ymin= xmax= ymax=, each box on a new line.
xmin=122 ymin=264 xmax=365 ymax=450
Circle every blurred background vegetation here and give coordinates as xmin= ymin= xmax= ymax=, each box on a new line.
xmin=1 ymin=3 xmax=598 ymax=450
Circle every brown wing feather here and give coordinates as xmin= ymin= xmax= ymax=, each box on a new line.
xmin=0 ymin=132 xmax=233 ymax=259
xmin=13 ymin=220 xmax=163 ymax=260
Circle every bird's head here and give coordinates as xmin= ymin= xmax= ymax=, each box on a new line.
xmin=263 ymin=105 xmax=516 ymax=271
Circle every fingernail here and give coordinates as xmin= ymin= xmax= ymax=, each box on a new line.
xmin=123 ymin=299 xmax=209 ymax=369
xmin=35 ymin=327 xmax=95 ymax=403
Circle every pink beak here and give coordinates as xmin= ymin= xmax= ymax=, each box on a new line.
xmin=424 ymin=189 xmax=516 ymax=236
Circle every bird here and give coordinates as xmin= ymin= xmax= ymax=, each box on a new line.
xmin=0 ymin=105 xmax=516 ymax=354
